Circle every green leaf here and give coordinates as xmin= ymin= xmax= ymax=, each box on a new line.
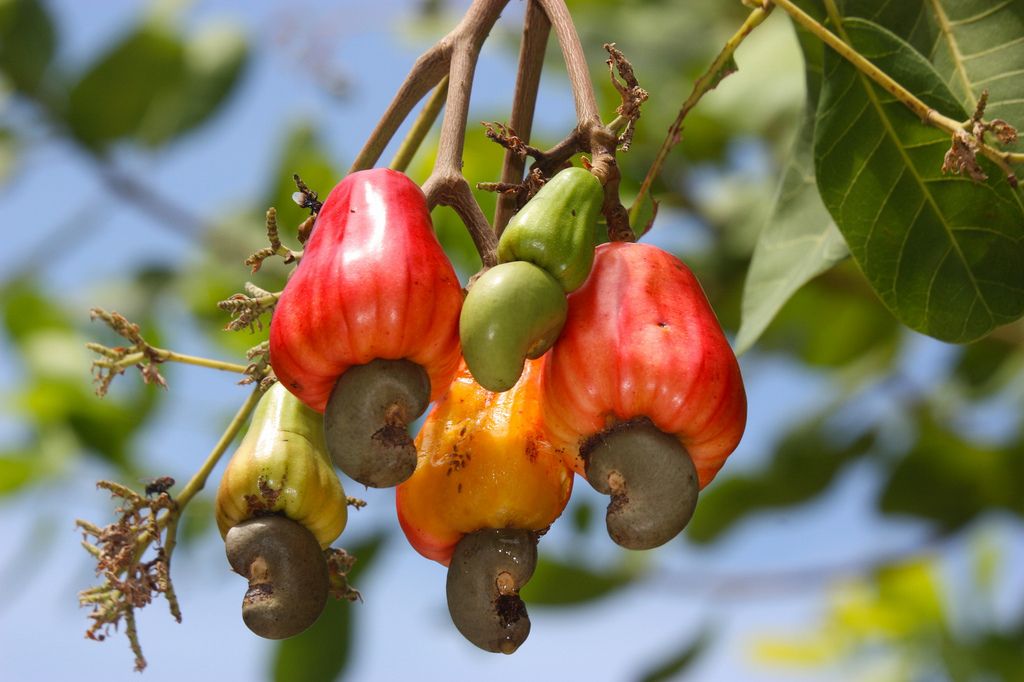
xmin=637 ymin=629 xmax=712 ymax=682
xmin=840 ymin=0 xmax=1024 ymax=155
xmin=1 ymin=278 xmax=73 ymax=346
xmin=0 ymin=0 xmax=55 ymax=93
xmin=736 ymin=16 xmax=850 ymax=354
xmin=271 ymin=534 xmax=385 ymax=682
xmin=520 ymin=555 xmax=634 ymax=606
xmin=879 ymin=413 xmax=1024 ymax=529
xmin=0 ymin=452 xmax=39 ymax=494
xmin=813 ymin=18 xmax=1024 ymax=343
xmin=66 ymin=24 xmax=187 ymax=148
xmin=170 ymin=22 xmax=248 ymax=140
xmin=736 ymin=107 xmax=849 ymax=355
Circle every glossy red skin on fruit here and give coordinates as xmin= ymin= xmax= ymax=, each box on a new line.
xmin=270 ymin=169 xmax=463 ymax=413
xmin=396 ymin=357 xmax=573 ymax=566
xmin=542 ymin=242 xmax=746 ymax=488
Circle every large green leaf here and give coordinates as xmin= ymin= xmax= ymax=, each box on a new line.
xmin=736 ymin=110 xmax=849 ymax=355
xmin=0 ymin=0 xmax=54 ymax=94
xmin=736 ymin=17 xmax=850 ymax=355
xmin=839 ymin=0 xmax=1024 ymax=155
xmin=814 ymin=18 xmax=1024 ymax=343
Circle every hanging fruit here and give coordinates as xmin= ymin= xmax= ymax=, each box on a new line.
xmin=215 ymin=382 xmax=348 ymax=639
xmin=396 ymin=357 xmax=573 ymax=653
xmin=460 ymin=166 xmax=603 ymax=392
xmin=542 ymin=242 xmax=747 ymax=550
xmin=269 ymin=168 xmax=464 ymax=488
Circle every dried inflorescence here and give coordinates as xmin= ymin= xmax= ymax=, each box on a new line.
xmin=943 ymin=89 xmax=1021 ymax=187
xmin=604 ymin=42 xmax=648 ymax=152
xmin=77 ymin=480 xmax=180 ymax=672
xmin=87 ymin=308 xmax=168 ymax=397
xmin=217 ymin=284 xmax=281 ymax=333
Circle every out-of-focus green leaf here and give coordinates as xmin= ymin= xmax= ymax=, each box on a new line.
xmin=0 ymin=0 xmax=54 ymax=94
xmin=169 ymin=22 xmax=248 ymax=140
xmin=637 ymin=629 xmax=711 ymax=682
xmin=0 ymin=452 xmax=38 ymax=494
xmin=271 ymin=534 xmax=384 ymax=682
xmin=63 ymin=13 xmax=246 ymax=148
xmin=2 ymin=278 xmax=73 ymax=346
xmin=569 ymin=499 xmax=594 ymax=536
xmin=814 ymin=18 xmax=1024 ymax=343
xmin=520 ymin=555 xmax=634 ymax=606
xmin=2 ymin=278 xmax=163 ymax=471
xmin=879 ymin=413 xmax=1024 ymax=529
xmin=66 ymin=24 xmax=188 ymax=148
xmin=688 ymin=421 xmax=875 ymax=544
xmin=952 ymin=336 xmax=1020 ymax=395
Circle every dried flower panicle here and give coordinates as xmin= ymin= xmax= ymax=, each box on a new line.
xmin=87 ymin=309 xmax=168 ymax=397
xmin=77 ymin=480 xmax=180 ymax=672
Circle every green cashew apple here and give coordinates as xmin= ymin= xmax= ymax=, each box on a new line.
xmin=459 ymin=261 xmax=567 ymax=392
xmin=498 ymin=166 xmax=604 ymax=293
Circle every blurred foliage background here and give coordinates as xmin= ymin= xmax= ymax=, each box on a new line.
xmin=1 ymin=0 xmax=1023 ymax=680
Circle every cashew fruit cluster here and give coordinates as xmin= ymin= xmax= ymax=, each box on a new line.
xmin=217 ymin=164 xmax=745 ymax=652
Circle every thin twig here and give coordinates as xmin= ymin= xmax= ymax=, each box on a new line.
xmin=87 ymin=345 xmax=250 ymax=376
xmin=633 ymin=3 xmax=772 ymax=238
xmin=494 ymin=0 xmax=552 ymax=235
xmin=390 ymin=76 xmax=450 ymax=173
xmin=536 ymin=0 xmax=633 ymax=240
xmin=420 ymin=0 xmax=510 ymax=267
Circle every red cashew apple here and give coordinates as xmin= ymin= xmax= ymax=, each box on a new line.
xmin=270 ymin=168 xmax=464 ymax=487
xmin=542 ymin=241 xmax=746 ymax=549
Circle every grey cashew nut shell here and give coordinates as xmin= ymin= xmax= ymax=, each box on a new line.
xmin=446 ymin=528 xmax=538 ymax=654
xmin=583 ymin=419 xmax=699 ymax=550
xmin=224 ymin=515 xmax=329 ymax=640
xmin=324 ymin=358 xmax=431 ymax=488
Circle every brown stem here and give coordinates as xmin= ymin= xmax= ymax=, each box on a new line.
xmin=349 ymin=43 xmax=450 ymax=173
xmin=494 ymin=1 xmax=551 ymax=235
xmin=535 ymin=0 xmax=633 ymax=241
xmin=421 ymin=0 xmax=510 ymax=268
xmin=535 ymin=0 xmax=599 ymax=126
xmin=390 ymin=76 xmax=450 ymax=173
